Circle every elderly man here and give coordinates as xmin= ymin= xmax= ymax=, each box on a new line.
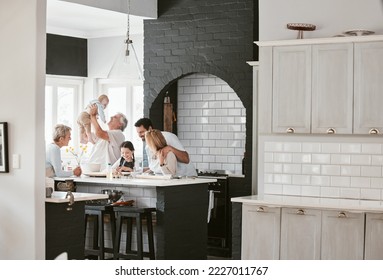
xmin=134 ymin=117 xmax=197 ymax=177
xmin=87 ymin=104 xmax=128 ymax=166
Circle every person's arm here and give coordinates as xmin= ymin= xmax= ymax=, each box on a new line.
xmin=89 ymin=104 xmax=109 ymax=141
xmin=161 ymin=145 xmax=190 ymax=164
xmin=160 ymin=152 xmax=177 ymax=175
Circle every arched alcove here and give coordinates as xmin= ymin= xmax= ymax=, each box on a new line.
xmin=149 ymin=72 xmax=246 ymax=174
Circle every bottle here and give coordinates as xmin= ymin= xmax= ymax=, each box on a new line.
xmin=107 ymin=163 xmax=113 ymax=179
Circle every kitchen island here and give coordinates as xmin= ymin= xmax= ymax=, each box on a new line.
xmin=232 ymin=194 xmax=383 ymax=260
xmin=55 ymin=176 xmax=216 ymax=260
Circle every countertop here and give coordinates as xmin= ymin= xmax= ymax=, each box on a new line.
xmin=231 ymin=194 xmax=383 ymax=213
xmin=54 ymin=175 xmax=217 ymax=187
xmin=46 ymin=191 xmax=108 ymax=203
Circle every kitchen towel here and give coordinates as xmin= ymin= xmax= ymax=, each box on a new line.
xmin=207 ymin=190 xmax=215 ymax=223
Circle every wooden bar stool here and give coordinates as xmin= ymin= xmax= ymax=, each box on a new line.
xmin=113 ymin=207 xmax=156 ymax=260
xmin=84 ymin=203 xmax=116 ymax=260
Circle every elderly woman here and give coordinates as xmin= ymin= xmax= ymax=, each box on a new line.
xmin=145 ymin=129 xmax=177 ymax=175
xmin=46 ymin=124 xmax=82 ymax=178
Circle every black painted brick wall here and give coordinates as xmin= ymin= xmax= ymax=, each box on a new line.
xmin=144 ymin=0 xmax=255 ymax=187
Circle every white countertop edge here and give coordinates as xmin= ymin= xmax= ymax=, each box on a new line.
xmin=231 ymin=194 xmax=383 ymax=212
xmin=46 ymin=192 xmax=108 ymax=203
xmin=54 ymin=176 xmax=217 ymax=187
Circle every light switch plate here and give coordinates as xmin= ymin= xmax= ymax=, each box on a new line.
xmin=12 ymin=154 xmax=20 ymax=169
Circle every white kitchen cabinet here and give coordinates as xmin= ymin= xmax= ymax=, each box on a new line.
xmin=241 ymin=204 xmax=281 ymax=260
xmin=321 ymin=210 xmax=365 ymax=260
xmin=280 ymin=207 xmax=321 ymax=260
xmin=365 ymin=213 xmax=383 ymax=260
xmin=311 ymin=43 xmax=354 ymax=134
xmin=354 ymin=41 xmax=383 ymax=134
xmin=272 ymin=45 xmax=311 ymax=133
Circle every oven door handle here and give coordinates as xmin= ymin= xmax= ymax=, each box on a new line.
xmin=211 ymin=190 xmax=221 ymax=194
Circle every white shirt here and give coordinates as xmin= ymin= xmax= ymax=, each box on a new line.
xmin=88 ymin=129 xmax=125 ymax=166
xmin=145 ymin=131 xmax=197 ymax=177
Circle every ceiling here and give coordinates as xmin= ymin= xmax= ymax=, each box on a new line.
xmin=46 ymin=0 xmax=145 ymax=38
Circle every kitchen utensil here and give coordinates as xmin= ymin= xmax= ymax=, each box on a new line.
xmin=101 ymin=189 xmax=124 ymax=202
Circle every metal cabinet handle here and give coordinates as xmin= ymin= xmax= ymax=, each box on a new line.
xmin=369 ymin=128 xmax=380 ymax=134
xmin=296 ymin=209 xmax=305 ymax=215
xmin=326 ymin=128 xmax=336 ymax=134
xmin=286 ymin=127 xmax=295 ymax=133
xmin=338 ymin=212 xmax=347 ymax=218
xmin=256 ymin=207 xmax=265 ymax=212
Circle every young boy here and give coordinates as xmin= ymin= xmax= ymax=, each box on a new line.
xmin=77 ymin=94 xmax=109 ymax=144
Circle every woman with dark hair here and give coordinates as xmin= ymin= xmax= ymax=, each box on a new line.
xmin=112 ymin=140 xmax=135 ymax=172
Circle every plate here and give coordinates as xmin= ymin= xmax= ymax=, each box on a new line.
xmin=343 ymin=29 xmax=375 ymax=36
xmin=83 ymin=172 xmax=107 ymax=177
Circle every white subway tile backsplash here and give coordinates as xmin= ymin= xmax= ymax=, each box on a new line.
xmin=265 ymin=142 xmax=283 ymax=152
xmin=320 ymin=187 xmax=340 ymax=198
xmin=293 ymin=153 xmax=312 ymax=163
xmin=321 ymin=165 xmax=341 ymax=176
xmin=312 ymin=154 xmax=331 ymax=164
xmin=372 ymin=155 xmax=383 ymax=166
xmin=331 ymin=154 xmax=351 ymax=165
xmin=351 ymin=154 xmax=371 ymax=165
xmin=371 ymin=178 xmax=383 ymax=188
xmin=340 ymin=188 xmax=361 ymax=199
xmin=361 ymin=188 xmax=381 ymax=200
xmin=362 ymin=143 xmax=382 ymax=154
xmin=283 ymin=164 xmax=301 ymax=174
xmin=274 ymin=153 xmax=293 ymax=163
xmin=302 ymin=143 xmax=321 ymax=153
xmin=311 ymin=175 xmax=330 ymax=187
xmin=283 ymin=185 xmax=301 ymax=196
xmin=340 ymin=165 xmax=360 ymax=176
xmin=341 ymin=143 xmax=361 ymax=154
xmin=283 ymin=143 xmax=301 ymax=152
xmin=361 ymin=166 xmax=382 ymax=177
xmin=301 ymin=185 xmax=321 ymax=197
xmin=321 ymin=143 xmax=340 ymax=153
xmin=292 ymin=174 xmax=311 ymax=185
xmin=302 ymin=164 xmax=321 ymax=175
xmin=350 ymin=177 xmax=370 ymax=188
xmin=331 ymin=176 xmax=351 ymax=187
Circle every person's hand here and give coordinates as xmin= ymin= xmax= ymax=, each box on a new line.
xmin=116 ymin=166 xmax=133 ymax=172
xmin=89 ymin=104 xmax=98 ymax=116
xmin=73 ymin=166 xmax=82 ymax=177
xmin=160 ymin=146 xmax=172 ymax=158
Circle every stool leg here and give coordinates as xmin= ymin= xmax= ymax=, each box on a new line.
xmin=136 ymin=214 xmax=143 ymax=260
xmin=114 ymin=214 xmax=122 ymax=260
xmin=109 ymin=212 xmax=116 ymax=251
xmin=99 ymin=213 xmax=105 ymax=260
xmin=146 ymin=212 xmax=155 ymax=259
xmin=125 ymin=217 xmax=133 ymax=254
xmin=92 ymin=215 xmax=99 ymax=250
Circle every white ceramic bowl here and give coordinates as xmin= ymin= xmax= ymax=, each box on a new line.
xmin=81 ymin=163 xmax=101 ymax=172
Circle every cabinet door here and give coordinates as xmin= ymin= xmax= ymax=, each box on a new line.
xmin=365 ymin=213 xmax=383 ymax=260
xmin=280 ymin=207 xmax=321 ymax=260
xmin=241 ymin=204 xmax=281 ymax=260
xmin=312 ymin=43 xmax=353 ymax=134
xmin=321 ymin=210 xmax=365 ymax=259
xmin=354 ymin=42 xmax=383 ymax=134
xmin=272 ymin=45 xmax=311 ymax=133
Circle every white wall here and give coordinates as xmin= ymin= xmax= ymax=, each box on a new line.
xmin=0 ymin=0 xmax=46 ymax=259
xmin=259 ymin=0 xmax=383 ymax=40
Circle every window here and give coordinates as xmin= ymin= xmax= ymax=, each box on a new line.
xmin=45 ymin=76 xmax=144 ymax=168
xmin=45 ymin=76 xmax=83 ymax=166
xmin=98 ymin=79 xmax=144 ymax=165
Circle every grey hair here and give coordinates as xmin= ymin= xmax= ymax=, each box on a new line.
xmin=53 ymin=124 xmax=71 ymax=142
xmin=117 ymin=112 xmax=128 ymax=132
